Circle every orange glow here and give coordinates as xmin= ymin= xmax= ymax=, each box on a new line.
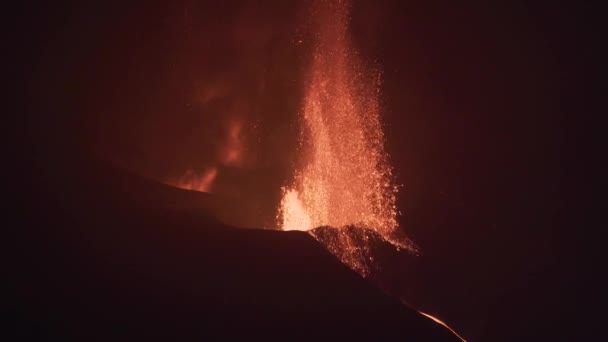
xmin=280 ymin=189 xmax=312 ymax=231
xmin=220 ymin=118 xmax=244 ymax=167
xmin=419 ymin=311 xmax=467 ymax=341
xmin=277 ymin=0 xmax=410 ymax=274
xmin=171 ymin=116 xmax=244 ymax=193
xmin=176 ymin=167 xmax=218 ymax=192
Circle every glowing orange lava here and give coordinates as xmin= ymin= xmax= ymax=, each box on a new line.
xmin=278 ymin=0 xmax=409 ymax=274
xmin=177 ymin=167 xmax=218 ymax=192
xmin=219 ymin=118 xmax=244 ymax=167
xmin=172 ymin=116 xmax=244 ymax=193
xmin=419 ymin=311 xmax=467 ymax=341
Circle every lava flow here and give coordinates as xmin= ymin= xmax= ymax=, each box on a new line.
xmin=278 ymin=0 xmax=412 ymax=275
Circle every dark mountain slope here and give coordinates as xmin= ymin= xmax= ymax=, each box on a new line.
xmin=8 ymin=157 xmax=459 ymax=341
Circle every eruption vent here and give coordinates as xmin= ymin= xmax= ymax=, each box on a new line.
xmin=278 ymin=0 xmax=411 ymax=274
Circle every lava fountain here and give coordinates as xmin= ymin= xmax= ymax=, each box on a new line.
xmin=278 ymin=0 xmax=413 ymax=275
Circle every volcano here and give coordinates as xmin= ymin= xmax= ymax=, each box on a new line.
xmin=9 ymin=0 xmax=588 ymax=339
xmin=8 ymin=157 xmax=460 ymax=340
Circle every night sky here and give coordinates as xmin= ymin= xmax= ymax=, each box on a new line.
xmin=9 ymin=0 xmax=596 ymax=340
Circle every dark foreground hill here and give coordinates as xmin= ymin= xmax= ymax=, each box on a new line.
xmin=7 ymin=157 xmax=459 ymax=341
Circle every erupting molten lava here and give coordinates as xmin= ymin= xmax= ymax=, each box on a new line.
xmin=278 ymin=0 xmax=411 ymax=274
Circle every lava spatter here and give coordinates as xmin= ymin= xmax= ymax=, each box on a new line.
xmin=278 ymin=0 xmax=412 ymax=275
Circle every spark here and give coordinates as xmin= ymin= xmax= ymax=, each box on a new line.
xmin=277 ymin=0 xmax=410 ymax=274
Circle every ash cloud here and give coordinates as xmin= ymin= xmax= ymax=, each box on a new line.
xmin=29 ymin=1 xmax=309 ymax=226
xmin=29 ymin=1 xmax=387 ymax=228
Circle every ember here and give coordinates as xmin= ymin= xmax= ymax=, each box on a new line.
xmin=278 ymin=0 xmax=413 ymax=275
